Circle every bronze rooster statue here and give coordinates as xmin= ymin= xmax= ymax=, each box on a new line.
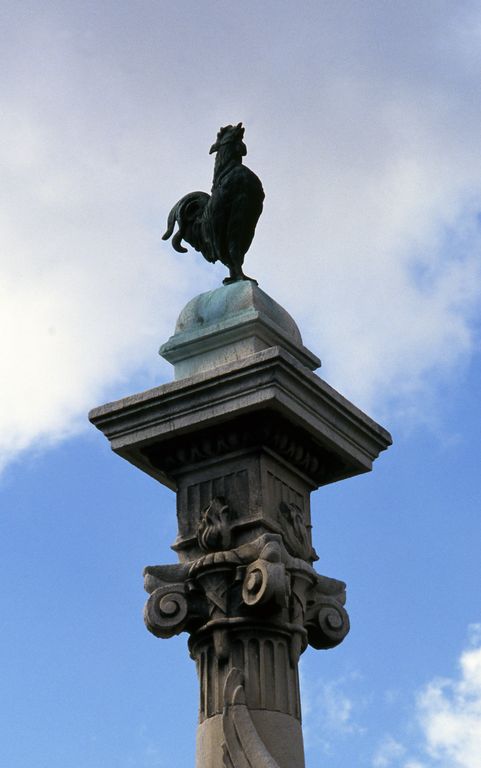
xmin=162 ymin=123 xmax=265 ymax=284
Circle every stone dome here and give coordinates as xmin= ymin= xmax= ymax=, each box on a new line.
xmin=160 ymin=281 xmax=320 ymax=380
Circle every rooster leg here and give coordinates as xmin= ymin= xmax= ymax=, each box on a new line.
xmin=223 ymin=267 xmax=258 ymax=286
xmin=223 ymin=264 xmax=244 ymax=284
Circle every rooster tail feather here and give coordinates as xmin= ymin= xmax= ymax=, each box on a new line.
xmin=162 ymin=191 xmax=210 ymax=255
xmin=162 ymin=204 xmax=177 ymax=241
xmin=172 ymin=230 xmax=188 ymax=253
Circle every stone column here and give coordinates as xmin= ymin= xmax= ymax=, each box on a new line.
xmin=89 ymin=282 xmax=391 ymax=768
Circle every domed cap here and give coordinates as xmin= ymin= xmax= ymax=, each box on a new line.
xmin=160 ymin=281 xmax=320 ymax=380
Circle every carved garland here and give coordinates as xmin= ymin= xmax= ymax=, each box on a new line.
xmin=141 ymin=413 xmax=341 ymax=483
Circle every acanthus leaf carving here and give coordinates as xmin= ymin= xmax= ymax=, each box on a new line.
xmin=222 ymin=668 xmax=281 ymax=768
xmin=197 ymin=496 xmax=233 ymax=552
xmin=278 ymin=501 xmax=318 ymax=562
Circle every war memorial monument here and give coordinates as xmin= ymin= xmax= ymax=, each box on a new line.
xmin=89 ymin=124 xmax=392 ymax=767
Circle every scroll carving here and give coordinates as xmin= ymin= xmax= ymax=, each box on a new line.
xmin=305 ymin=594 xmax=350 ymax=649
xmin=144 ymin=505 xmax=349 ymax=768
xmin=144 ymin=584 xmax=189 ymax=638
xmin=242 ymin=541 xmax=288 ymax=609
xmin=144 ymin=530 xmax=349 ymax=655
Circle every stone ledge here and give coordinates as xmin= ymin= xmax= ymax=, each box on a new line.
xmin=89 ymin=346 xmax=392 ymax=491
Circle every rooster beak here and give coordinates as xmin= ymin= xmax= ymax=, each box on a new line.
xmin=209 ymin=142 xmax=218 ymax=154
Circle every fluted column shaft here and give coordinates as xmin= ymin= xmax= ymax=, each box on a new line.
xmin=89 ymin=284 xmax=392 ymax=768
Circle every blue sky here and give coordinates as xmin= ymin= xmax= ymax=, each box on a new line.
xmin=1 ymin=2 xmax=481 ymax=766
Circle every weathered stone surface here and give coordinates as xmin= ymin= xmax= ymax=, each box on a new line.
xmin=142 ymin=525 xmax=347 ymax=767
xmin=89 ymin=283 xmax=392 ymax=768
xmin=88 ymin=346 xmax=391 ymax=493
xmin=160 ymin=282 xmax=320 ymax=379
xmin=197 ymin=709 xmax=305 ymax=768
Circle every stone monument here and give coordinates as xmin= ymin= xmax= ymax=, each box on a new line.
xmin=89 ymin=125 xmax=392 ymax=768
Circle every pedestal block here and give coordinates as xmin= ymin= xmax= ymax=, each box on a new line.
xmin=89 ymin=283 xmax=392 ymax=767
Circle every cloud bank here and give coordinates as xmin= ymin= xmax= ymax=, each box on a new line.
xmin=2 ymin=1 xmax=481 ymax=471
xmin=373 ymin=625 xmax=481 ymax=768
xmin=416 ymin=626 xmax=481 ymax=768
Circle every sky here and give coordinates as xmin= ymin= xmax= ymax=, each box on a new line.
xmin=1 ymin=1 xmax=481 ymax=766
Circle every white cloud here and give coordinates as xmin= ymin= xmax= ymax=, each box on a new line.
xmin=467 ymin=624 xmax=481 ymax=647
xmin=417 ymin=641 xmax=481 ymax=768
xmin=3 ymin=2 xmax=481 ymax=471
xmin=0 ymin=94 xmax=192 ymax=470
xmin=371 ymin=625 xmax=481 ymax=768
xmin=373 ymin=736 xmax=406 ymax=768
xmin=301 ymin=665 xmax=366 ymax=753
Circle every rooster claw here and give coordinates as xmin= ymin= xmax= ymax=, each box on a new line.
xmin=222 ymin=275 xmax=258 ymax=286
